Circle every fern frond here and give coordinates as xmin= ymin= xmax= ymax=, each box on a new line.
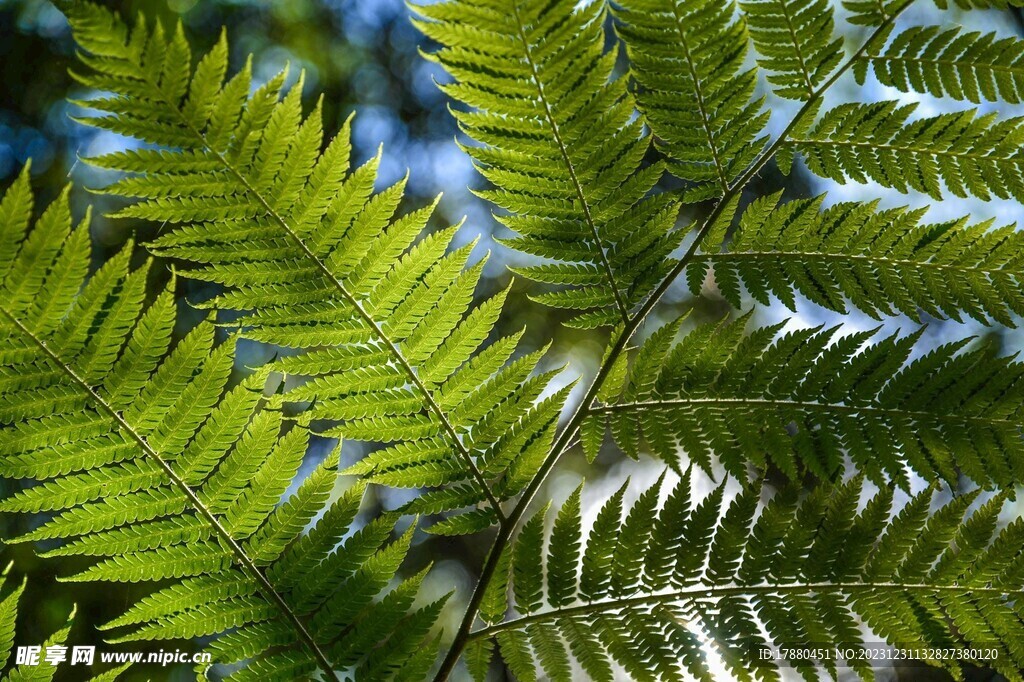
xmin=688 ymin=192 xmax=1024 ymax=325
xmin=467 ymin=474 xmax=1024 ymax=682
xmin=0 ymin=172 xmax=441 ymax=680
xmin=740 ymin=0 xmax=845 ymax=100
xmin=586 ymin=314 xmax=1024 ymax=488
xmin=61 ymin=0 xmax=565 ymax=532
xmin=783 ymin=101 xmax=1024 ymax=201
xmin=413 ymin=0 xmax=682 ymax=328
xmin=855 ymin=26 xmax=1024 ymax=103
xmin=612 ymin=0 xmax=770 ymax=201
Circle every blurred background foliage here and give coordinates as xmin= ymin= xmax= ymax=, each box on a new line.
xmin=0 ymin=0 xmax=1021 ymax=679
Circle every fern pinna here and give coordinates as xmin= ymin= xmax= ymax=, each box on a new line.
xmin=3 ymin=0 xmax=1024 ymax=679
xmin=477 ymin=474 xmax=1024 ymax=681
xmin=56 ymin=0 xmax=567 ymax=537
xmin=413 ymin=0 xmax=685 ymax=328
xmin=0 ymin=171 xmax=443 ymax=680
xmin=585 ymin=313 xmax=1024 ymax=487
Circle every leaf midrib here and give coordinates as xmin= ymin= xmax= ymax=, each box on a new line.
xmin=468 ymin=580 xmax=1024 ymax=640
xmin=596 ymin=396 xmax=1017 ymax=428
xmin=861 ymin=51 xmax=1024 ymax=78
xmin=791 ymin=134 xmax=1018 ymax=161
xmin=693 ymin=249 xmax=1018 ymax=275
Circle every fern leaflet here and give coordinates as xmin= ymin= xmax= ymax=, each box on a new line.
xmin=413 ymin=0 xmax=682 ymax=328
xmin=585 ymin=313 xmax=1024 ymax=488
xmin=0 ymin=171 xmax=442 ymax=681
xmin=740 ymin=0 xmax=844 ymax=100
xmin=612 ymin=0 xmax=770 ymax=201
xmin=0 ymin=564 xmax=130 ymax=681
xmin=687 ymin=192 xmax=1024 ymax=325
xmin=470 ymin=474 xmax=1024 ymax=681
xmin=783 ymin=101 xmax=1024 ymax=202
xmin=855 ymin=26 xmax=1024 ymax=104
xmin=62 ymin=0 xmax=567 ymax=534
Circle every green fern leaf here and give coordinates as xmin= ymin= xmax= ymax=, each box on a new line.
xmin=856 ymin=26 xmax=1024 ymax=103
xmin=590 ymin=314 xmax=1024 ymax=488
xmin=413 ymin=0 xmax=682 ymax=328
xmin=740 ymin=0 xmax=845 ymax=99
xmin=612 ymin=0 xmax=770 ymax=201
xmin=0 ymin=564 xmax=132 ymax=681
xmin=472 ymin=476 xmax=1024 ymax=681
xmin=0 ymin=173 xmax=441 ymax=681
xmin=0 ymin=565 xmax=25 ymax=673
xmin=61 ymin=0 xmax=566 ymax=532
xmin=688 ymin=191 xmax=1024 ymax=325
xmin=785 ymin=101 xmax=1024 ymax=201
